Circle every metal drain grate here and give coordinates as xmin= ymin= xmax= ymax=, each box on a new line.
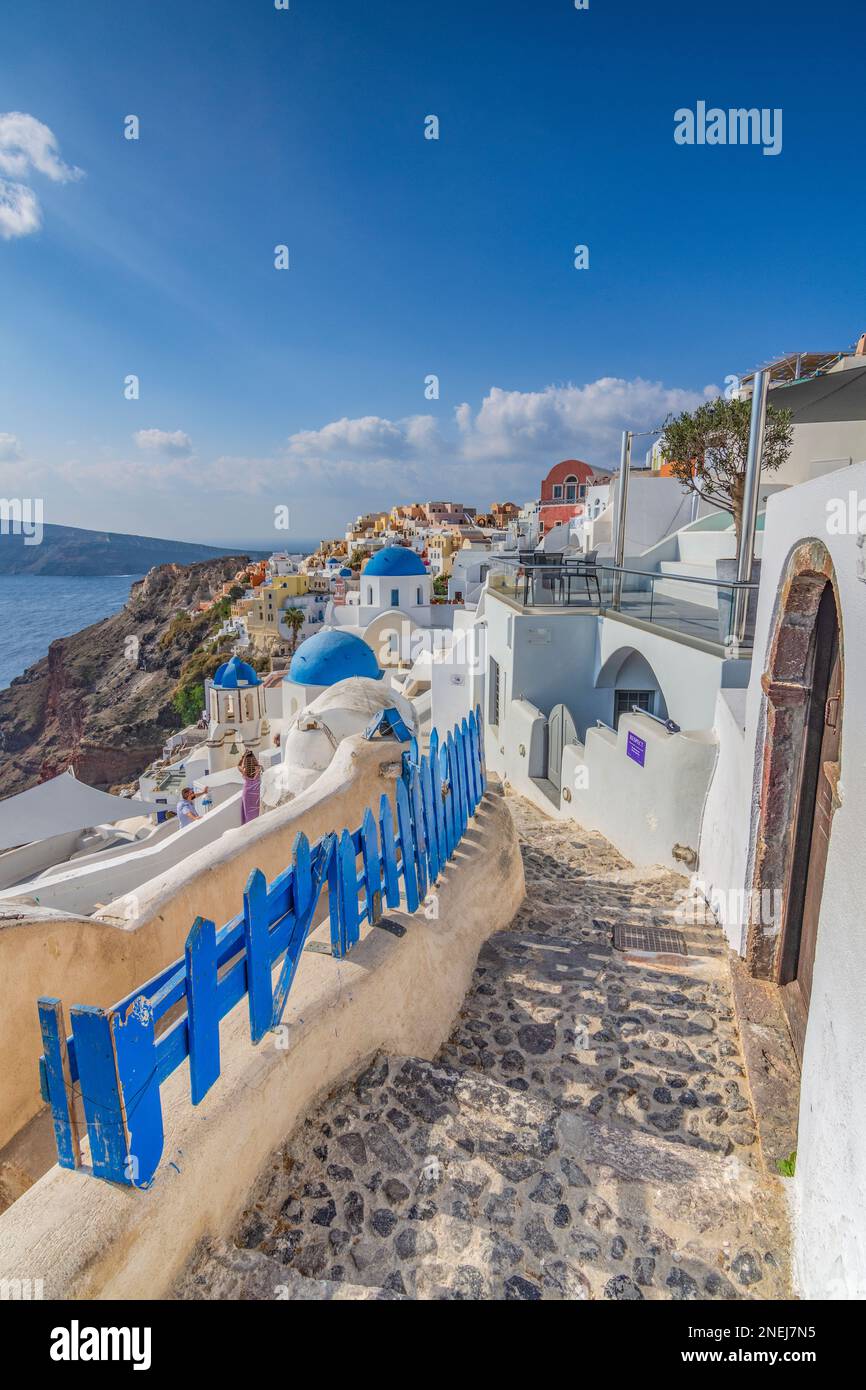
xmin=613 ymin=924 xmax=688 ymax=955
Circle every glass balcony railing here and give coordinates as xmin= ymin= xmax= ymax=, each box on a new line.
xmin=486 ymin=556 xmax=757 ymax=653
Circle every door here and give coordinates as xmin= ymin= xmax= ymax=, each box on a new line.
xmin=548 ymin=703 xmax=578 ymax=791
xmin=780 ymin=584 xmax=841 ymax=1063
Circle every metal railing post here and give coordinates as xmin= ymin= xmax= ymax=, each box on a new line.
xmin=612 ymin=431 xmax=632 ymax=608
xmin=733 ymin=368 xmax=769 ymax=644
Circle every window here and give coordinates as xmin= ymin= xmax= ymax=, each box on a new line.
xmin=579 ymin=484 xmax=586 ymax=499
xmin=489 ymin=657 xmax=502 ymax=728
xmin=367 ymin=587 xmax=373 ymax=604
xmin=614 ymin=689 xmax=654 ymax=727
xmin=416 ymin=586 xmax=422 ymax=605
xmin=565 ymin=475 xmax=577 ymax=501
xmin=390 ymin=588 xmax=400 ymax=607
xmin=553 ymin=484 xmax=563 ymax=499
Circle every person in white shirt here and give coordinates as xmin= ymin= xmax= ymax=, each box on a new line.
xmin=176 ymin=786 xmax=209 ymax=827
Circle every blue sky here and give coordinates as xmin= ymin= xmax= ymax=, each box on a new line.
xmin=1 ymin=0 xmax=864 ymax=545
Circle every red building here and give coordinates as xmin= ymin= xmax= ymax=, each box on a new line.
xmin=538 ymin=459 xmax=595 ymax=535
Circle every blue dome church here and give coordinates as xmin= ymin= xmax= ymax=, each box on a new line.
xmin=361 ymin=546 xmax=431 ymax=614
xmin=282 ymin=628 xmax=382 ymax=716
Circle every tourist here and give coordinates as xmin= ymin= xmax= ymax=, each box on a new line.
xmin=176 ymin=785 xmax=208 ymax=827
xmin=238 ymin=750 xmax=262 ymax=824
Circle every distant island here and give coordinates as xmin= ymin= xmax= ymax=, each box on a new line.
xmin=0 ymin=523 xmax=268 ymax=577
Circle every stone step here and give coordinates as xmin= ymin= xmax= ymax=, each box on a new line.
xmin=176 ymin=1239 xmax=407 ymax=1300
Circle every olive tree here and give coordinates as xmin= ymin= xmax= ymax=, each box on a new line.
xmin=661 ymin=394 xmax=793 ymax=543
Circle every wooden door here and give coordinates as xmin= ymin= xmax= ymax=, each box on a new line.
xmin=780 ymin=584 xmax=841 ymax=1062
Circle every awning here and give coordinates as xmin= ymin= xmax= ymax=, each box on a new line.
xmin=0 ymin=771 xmax=154 ymax=852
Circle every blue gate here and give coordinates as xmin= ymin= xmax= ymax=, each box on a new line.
xmin=37 ymin=709 xmax=486 ymax=1188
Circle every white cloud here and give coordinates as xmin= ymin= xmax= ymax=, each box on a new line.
xmin=0 ymin=112 xmax=83 ymax=240
xmin=455 ymin=378 xmax=717 ymax=464
xmin=0 ymin=179 xmax=41 ymax=240
xmin=286 ymin=414 xmax=439 ymax=461
xmin=0 ymin=113 xmax=82 ymax=183
xmin=134 ymin=428 xmax=193 ymax=457
xmin=0 ymin=432 xmax=23 ymax=461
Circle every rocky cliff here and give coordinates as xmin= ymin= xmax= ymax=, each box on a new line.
xmin=0 ymin=556 xmax=248 ymax=797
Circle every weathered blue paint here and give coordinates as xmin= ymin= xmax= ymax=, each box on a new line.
xmin=419 ymin=755 xmax=439 ymax=883
xmin=361 ymin=807 xmax=383 ymax=924
xmin=395 ymin=777 xmax=420 ymax=912
xmin=243 ymin=869 xmax=272 ymax=1044
xmin=409 ymin=767 xmax=428 ymax=901
xmin=112 ymin=996 xmax=162 ymax=1188
xmin=70 ymin=1006 xmax=128 ymax=1183
xmin=37 ymin=998 xmax=79 ymax=1170
xmin=379 ymin=794 xmax=401 ymax=909
xmin=271 ymin=832 xmax=324 ymax=1028
xmin=338 ymin=829 xmax=360 ymax=949
xmin=37 ymin=713 xmax=489 ymax=1187
xmin=185 ymin=917 xmax=221 ymax=1105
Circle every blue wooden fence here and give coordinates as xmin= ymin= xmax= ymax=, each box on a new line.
xmin=37 ymin=709 xmax=486 ymax=1188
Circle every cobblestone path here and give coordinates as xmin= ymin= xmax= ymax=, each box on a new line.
xmin=177 ymin=795 xmax=791 ymax=1301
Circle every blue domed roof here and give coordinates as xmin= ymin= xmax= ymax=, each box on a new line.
xmin=363 ymin=546 xmax=427 ymax=577
xmin=213 ymin=656 xmax=261 ymax=689
xmin=286 ymin=629 xmax=382 ymax=687
xmin=339 ymin=567 xmax=353 ymax=578
xmin=326 ymin=557 xmax=341 ymax=566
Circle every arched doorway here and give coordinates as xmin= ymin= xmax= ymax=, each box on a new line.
xmin=747 ymin=540 xmax=843 ymax=1065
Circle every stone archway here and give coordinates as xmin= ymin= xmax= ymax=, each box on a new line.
xmin=746 ymin=540 xmax=843 ymax=1056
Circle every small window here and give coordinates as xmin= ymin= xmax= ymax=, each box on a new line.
xmin=367 ymin=587 xmax=373 ymax=604
xmin=565 ymin=476 xmax=577 ymax=501
xmin=416 ymin=586 xmax=422 ymax=605
xmin=391 ymin=588 xmax=400 ymax=607
xmin=614 ymin=689 xmax=654 ymax=728
xmin=552 ymin=484 xmax=563 ymax=499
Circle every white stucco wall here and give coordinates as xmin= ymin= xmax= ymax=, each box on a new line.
xmin=697 ymin=461 xmax=866 ymax=1298
xmin=565 ymin=713 xmax=717 ymax=873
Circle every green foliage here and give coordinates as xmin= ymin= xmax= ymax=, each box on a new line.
xmin=776 ymin=1150 xmax=797 ymax=1177
xmin=662 ymin=394 xmax=793 ymax=538
xmin=433 ymin=574 xmax=449 ymax=597
xmin=172 ymin=682 xmax=205 ymax=727
xmin=228 ymin=584 xmax=245 ymax=601
xmin=348 ymin=547 xmax=371 ymax=569
xmin=282 ymin=605 xmax=306 ymax=653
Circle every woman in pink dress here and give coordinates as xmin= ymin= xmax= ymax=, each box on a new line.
xmin=238 ymin=751 xmax=262 ymax=824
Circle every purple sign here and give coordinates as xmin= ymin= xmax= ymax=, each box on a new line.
xmin=626 ymin=732 xmax=646 ymax=767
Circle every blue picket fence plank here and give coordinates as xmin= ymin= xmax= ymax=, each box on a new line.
xmin=441 ymin=741 xmax=456 ymax=859
xmin=185 ymin=917 xmax=221 ymax=1105
xmin=112 ymin=996 xmax=163 ymax=1188
xmin=409 ymin=766 xmax=428 ymax=901
xmin=361 ymin=807 xmax=383 ymax=924
xmin=70 ymin=1006 xmax=129 ymax=1183
xmin=429 ymin=730 xmax=446 ymax=866
xmin=338 ymin=829 xmax=360 ymax=950
xmin=468 ymin=709 xmax=482 ymax=805
xmin=419 ymin=755 xmax=440 ymax=883
xmin=243 ymin=869 xmax=273 ymax=1045
xmin=379 ymin=794 xmax=401 ymax=909
xmin=272 ymin=832 xmax=321 ymax=1028
xmin=460 ymin=717 xmax=475 ymax=815
xmin=37 ymin=998 xmax=79 ymax=1170
xmin=37 ymin=711 xmax=489 ymax=1188
xmin=395 ymin=777 xmax=420 ymax=912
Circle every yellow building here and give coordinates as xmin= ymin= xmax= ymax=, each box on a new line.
xmin=247 ymin=575 xmax=310 ymax=637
